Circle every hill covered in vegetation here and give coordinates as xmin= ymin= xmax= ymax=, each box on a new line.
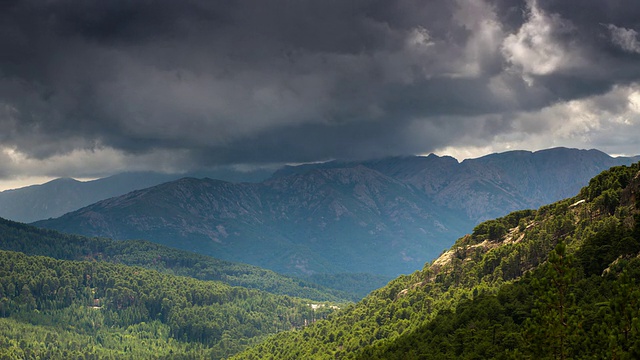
xmin=0 ymin=218 xmax=357 ymax=302
xmin=234 ymin=162 xmax=640 ymax=359
xmin=0 ymin=249 xmax=339 ymax=359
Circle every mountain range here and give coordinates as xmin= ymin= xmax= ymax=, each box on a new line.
xmin=35 ymin=166 xmax=463 ymax=276
xmin=0 ymin=168 xmax=272 ymax=223
xmin=33 ymin=148 xmax=640 ymax=277
xmin=273 ymin=147 xmax=640 ymax=223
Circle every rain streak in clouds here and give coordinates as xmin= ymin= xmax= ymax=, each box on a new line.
xmin=0 ymin=0 xmax=640 ymax=183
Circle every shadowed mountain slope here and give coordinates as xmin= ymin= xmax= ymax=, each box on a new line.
xmin=274 ymin=147 xmax=639 ymax=222
xmin=36 ymin=166 xmax=465 ymax=276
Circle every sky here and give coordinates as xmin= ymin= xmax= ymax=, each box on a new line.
xmin=1 ymin=0 xmax=640 ymax=190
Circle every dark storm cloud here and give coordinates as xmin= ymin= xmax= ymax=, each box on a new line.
xmin=528 ymin=0 xmax=640 ymax=82
xmin=0 ymin=0 xmax=639 ymax=174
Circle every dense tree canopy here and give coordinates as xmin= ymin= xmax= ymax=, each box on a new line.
xmin=0 ymin=250 xmax=337 ymax=359
xmin=0 ymin=219 xmax=355 ymax=302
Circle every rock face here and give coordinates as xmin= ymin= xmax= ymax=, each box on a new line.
xmin=34 ymin=147 xmax=639 ymax=276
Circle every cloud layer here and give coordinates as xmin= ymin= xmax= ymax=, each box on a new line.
xmin=1 ymin=0 xmax=639 ymax=181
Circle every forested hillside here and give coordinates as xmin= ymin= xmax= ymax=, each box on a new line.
xmin=234 ymin=163 xmax=640 ymax=359
xmin=0 ymin=250 xmax=337 ymax=359
xmin=0 ymin=218 xmax=353 ymax=302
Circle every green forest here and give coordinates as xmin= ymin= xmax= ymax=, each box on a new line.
xmin=0 ymin=219 xmax=356 ymax=302
xmin=234 ymin=163 xmax=640 ymax=359
xmin=0 ymin=249 xmax=337 ymax=359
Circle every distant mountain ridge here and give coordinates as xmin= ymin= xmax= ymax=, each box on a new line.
xmin=0 ymin=169 xmax=272 ymax=223
xmin=273 ymin=147 xmax=640 ymax=222
xmin=34 ymin=148 xmax=640 ymax=276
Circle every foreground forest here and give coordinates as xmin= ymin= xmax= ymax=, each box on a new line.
xmin=234 ymin=163 xmax=640 ymax=359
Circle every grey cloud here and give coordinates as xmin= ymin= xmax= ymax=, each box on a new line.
xmin=0 ymin=0 xmax=639 ymax=176
xmin=607 ymin=24 xmax=640 ymax=54
xmin=531 ymin=0 xmax=640 ymax=67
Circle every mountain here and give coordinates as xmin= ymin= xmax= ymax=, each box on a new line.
xmin=35 ymin=166 xmax=467 ymax=276
xmin=0 ymin=168 xmax=272 ymax=223
xmin=0 ymin=173 xmax=174 ymax=223
xmin=274 ymin=147 xmax=640 ymax=223
xmin=424 ymin=147 xmax=639 ymax=222
xmin=0 ymin=217 xmax=355 ymax=302
xmin=34 ymin=148 xmax=639 ymax=277
xmin=233 ymin=162 xmax=640 ymax=359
